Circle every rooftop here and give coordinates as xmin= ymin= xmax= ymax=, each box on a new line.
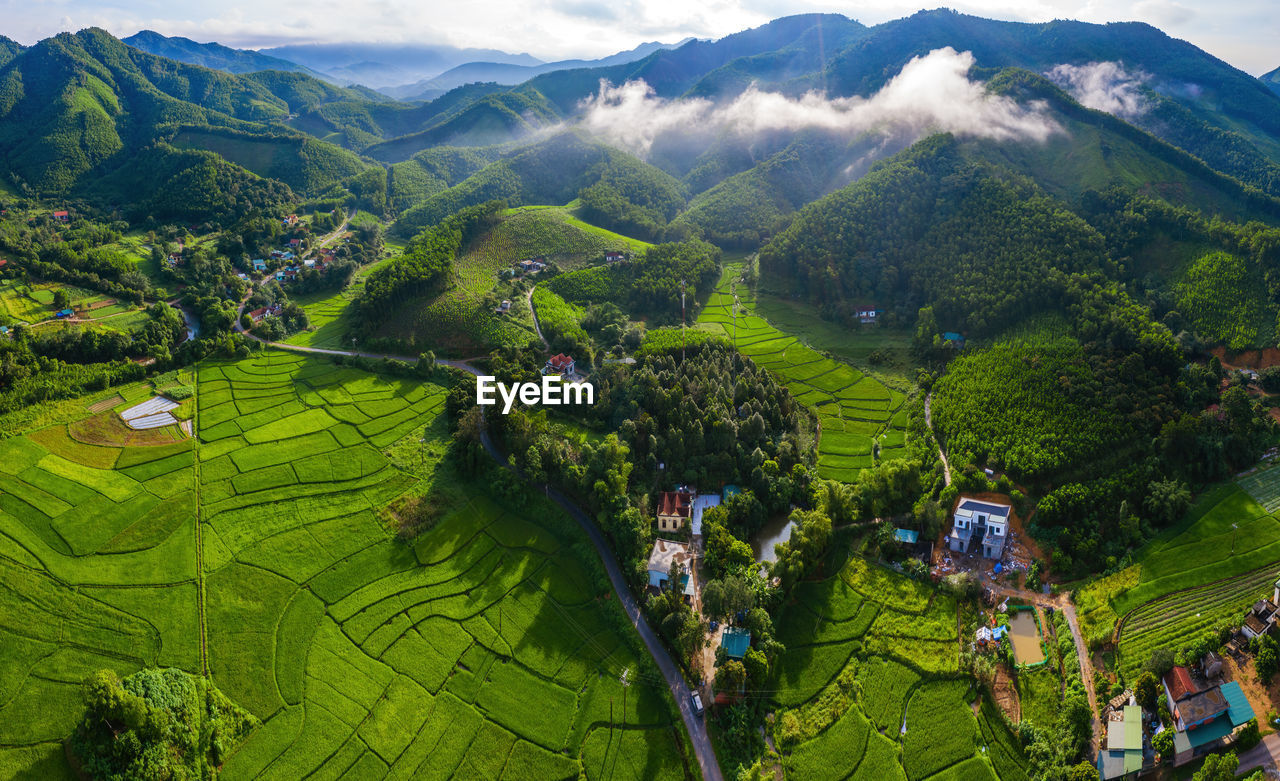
xmin=1165 ymin=666 xmax=1197 ymax=702
xmin=955 ymin=498 xmax=1011 ymax=519
xmin=721 ymin=627 xmax=751 ymax=659
xmin=647 ymin=538 xmax=692 ymax=574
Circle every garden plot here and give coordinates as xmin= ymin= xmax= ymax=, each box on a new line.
xmin=1240 ymin=462 xmax=1280 ymax=513
xmin=697 ymin=265 xmax=907 ymax=482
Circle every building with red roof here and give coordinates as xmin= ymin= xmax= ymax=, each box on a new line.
xmin=543 ymin=353 xmax=575 ymax=376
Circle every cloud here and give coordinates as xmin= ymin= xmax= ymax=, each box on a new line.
xmin=1046 ymin=61 xmax=1149 ymax=119
xmin=578 ymin=47 xmax=1061 ymax=155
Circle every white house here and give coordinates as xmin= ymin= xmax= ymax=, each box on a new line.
xmin=949 ymin=497 xmax=1011 ymax=560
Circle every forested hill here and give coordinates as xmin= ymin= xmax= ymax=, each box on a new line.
xmin=0 ymin=28 xmax=377 ymax=210
xmin=757 ymin=134 xmax=1111 ymax=335
xmin=0 ymin=37 xmax=22 ymax=69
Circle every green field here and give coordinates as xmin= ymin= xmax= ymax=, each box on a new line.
xmin=698 ymin=264 xmax=910 ymax=482
xmin=0 ymin=278 xmax=148 ymax=332
xmin=1075 ymin=475 xmax=1280 ymax=670
xmin=0 ymin=351 xmax=689 ymax=779
xmin=770 ymin=551 xmax=1026 ymax=780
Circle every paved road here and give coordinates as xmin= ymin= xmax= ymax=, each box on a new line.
xmin=477 ymin=425 xmax=724 ymax=781
xmin=1238 ymin=733 xmax=1280 ymax=775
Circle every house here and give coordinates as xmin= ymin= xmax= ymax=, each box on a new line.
xmin=1241 ymin=584 xmax=1280 ymax=638
xmin=656 ymin=490 xmax=693 ymax=534
xmin=948 ymin=498 xmax=1011 ymax=560
xmin=281 ymin=251 xmax=295 ymax=261
xmin=518 ymin=259 xmax=535 ymax=273
xmin=646 ymin=539 xmax=694 ymax=599
xmin=303 ymin=258 xmax=316 ymax=268
xmin=252 ymin=259 xmax=267 ymax=272
xmin=52 ymin=210 xmax=70 ymax=223
xmin=283 ymin=214 xmax=298 ymax=227
xmin=605 ymin=251 xmax=625 ymax=263
xmin=543 ymin=353 xmax=575 ymax=376
xmin=248 ymin=307 xmax=268 ymax=322
xmin=284 ymin=268 xmax=298 ymax=281
xmin=275 ymin=271 xmax=286 ymax=282
xmin=165 ymin=253 xmax=182 ymax=267
xmin=54 ymin=309 xmax=73 ymax=319
xmin=289 ymin=238 xmax=302 ymax=248
xmin=943 ymin=332 xmax=965 ymax=348
xmin=1162 ymin=667 xmax=1256 ymax=766
xmin=1097 ymin=705 xmax=1144 ymax=780
xmin=270 ymin=250 xmax=285 ymax=259
xmin=856 ymin=306 xmax=879 ymax=324
xmin=720 ymin=627 xmax=751 ymax=660
xmin=496 ymin=299 xmax=511 ymax=314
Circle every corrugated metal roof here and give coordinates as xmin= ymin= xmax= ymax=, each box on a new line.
xmin=1222 ymin=681 xmax=1255 ymax=727
xmin=721 ymin=627 xmax=751 ymax=659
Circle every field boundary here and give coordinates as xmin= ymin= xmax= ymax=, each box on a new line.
xmin=1113 ymin=557 xmax=1280 ymax=645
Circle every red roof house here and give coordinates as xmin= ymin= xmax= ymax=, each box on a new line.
xmin=544 ymin=353 xmax=575 ymax=375
xmin=1165 ymin=666 xmax=1197 ymax=702
xmin=52 ymin=210 xmax=70 ymax=222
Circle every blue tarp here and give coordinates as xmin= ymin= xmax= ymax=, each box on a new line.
xmin=894 ymin=529 xmax=918 ymax=544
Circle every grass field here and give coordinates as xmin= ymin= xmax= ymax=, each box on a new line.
xmin=0 ymin=351 xmax=689 ymax=779
xmin=698 ymin=264 xmax=910 ymax=482
xmin=1076 ymin=474 xmax=1280 ymax=670
xmin=0 ymin=278 xmax=148 ymax=333
xmin=769 ymin=549 xmax=1026 ymax=780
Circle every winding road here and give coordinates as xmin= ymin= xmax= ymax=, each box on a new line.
xmin=225 ymin=333 xmax=723 ymax=779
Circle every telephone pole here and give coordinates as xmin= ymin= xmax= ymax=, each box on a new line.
xmin=620 ymin=667 xmax=631 ymax=728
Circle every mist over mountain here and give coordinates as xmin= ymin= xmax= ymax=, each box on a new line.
xmin=259 ymin=42 xmax=542 ymax=88
xmin=122 ymin=30 xmax=329 ymax=80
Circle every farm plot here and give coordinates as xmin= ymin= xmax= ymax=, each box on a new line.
xmin=0 ymin=416 xmax=200 ymax=777
xmin=199 ymin=352 xmax=688 ymax=781
xmin=1116 ymin=562 xmax=1280 ymax=678
xmin=1240 ymin=463 xmax=1280 ymax=513
xmin=770 ymin=550 xmax=1022 ymax=780
xmin=697 ymin=265 xmax=908 ymax=482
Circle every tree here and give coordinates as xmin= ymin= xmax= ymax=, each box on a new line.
xmin=1145 ymin=479 xmax=1191 ymax=527
xmin=715 ymin=660 xmax=747 ymax=694
xmin=52 ymin=288 xmax=70 ymax=310
xmin=1134 ymin=671 xmax=1159 ymax=712
xmin=1144 ymin=648 xmax=1176 ymax=677
xmin=1066 ymin=763 xmax=1097 ymax=781
xmin=1255 ymin=635 xmax=1278 ymax=683
xmin=1151 ymin=728 xmax=1174 ymax=761
xmin=1192 ymin=752 xmax=1238 ymax=781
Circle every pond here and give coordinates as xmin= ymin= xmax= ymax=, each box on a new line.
xmin=1008 ymin=610 xmax=1045 ymax=665
xmin=752 ymin=515 xmax=796 ymax=563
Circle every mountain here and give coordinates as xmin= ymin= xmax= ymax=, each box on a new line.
xmin=1263 ymin=65 xmax=1280 ymax=95
xmin=0 ymin=28 xmax=376 ymax=214
xmin=0 ymin=36 xmax=23 ymax=69
xmin=122 ymin=30 xmax=328 ymax=80
xmin=382 ymin=39 xmax=692 ymax=102
xmin=259 ymin=42 xmax=541 ymax=88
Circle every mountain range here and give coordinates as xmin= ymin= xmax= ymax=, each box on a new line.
xmin=4 ymin=10 xmax=1280 ymax=245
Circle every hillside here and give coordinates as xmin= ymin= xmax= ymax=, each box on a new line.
xmin=0 ymin=28 xmax=380 ymax=205
xmin=391 ymin=132 xmax=687 ymax=238
xmin=122 ymin=30 xmax=327 ymax=79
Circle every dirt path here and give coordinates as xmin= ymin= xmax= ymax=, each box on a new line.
xmin=526 ymin=285 xmax=550 ymax=351
xmin=924 ymin=392 xmax=952 ymax=486
xmin=986 ymin=582 xmax=1101 ymax=759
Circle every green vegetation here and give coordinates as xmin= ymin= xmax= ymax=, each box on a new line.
xmin=72 ymin=668 xmax=256 ymax=779
xmin=697 ymin=264 xmax=908 ymax=482
xmin=1175 ymin=251 xmax=1274 ymax=350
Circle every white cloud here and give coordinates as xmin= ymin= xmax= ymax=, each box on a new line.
xmin=1046 ymin=61 xmax=1149 ymax=119
xmin=579 ymin=47 xmax=1061 ymax=155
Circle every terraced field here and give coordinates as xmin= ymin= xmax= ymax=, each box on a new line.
xmin=697 ymin=265 xmax=909 ymax=482
xmin=0 ymin=351 xmax=689 ymax=779
xmin=769 ymin=553 xmax=1026 ymax=780
xmin=1240 ymin=462 xmax=1280 ymax=513
xmin=1116 ymin=562 xmax=1280 ymax=677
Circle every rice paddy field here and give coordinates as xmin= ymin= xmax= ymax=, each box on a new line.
xmin=1075 ymin=475 xmax=1280 ymax=672
xmin=0 ymin=351 xmax=690 ymax=779
xmin=769 ymin=552 xmax=1028 ymax=780
xmin=698 ymin=265 xmax=910 ymax=482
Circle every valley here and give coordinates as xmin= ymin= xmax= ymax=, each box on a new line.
xmin=3 ymin=7 xmax=1280 ymax=781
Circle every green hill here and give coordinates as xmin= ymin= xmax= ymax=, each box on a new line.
xmin=391 ymin=132 xmax=687 ymax=238
xmin=0 ymin=28 xmax=377 ymax=207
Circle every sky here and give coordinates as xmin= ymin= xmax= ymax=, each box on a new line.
xmin=0 ymin=0 xmax=1275 ymax=75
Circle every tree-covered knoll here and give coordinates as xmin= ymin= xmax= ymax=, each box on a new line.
xmin=72 ymin=668 xmax=257 ymax=781
xmin=392 ymin=132 xmax=688 ymax=238
xmin=358 ymin=200 xmax=504 ymax=322
xmin=759 ymin=134 xmax=1109 ymax=335
xmin=1175 ymin=251 xmax=1274 ymax=351
xmin=547 ymin=237 xmax=721 ymax=321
